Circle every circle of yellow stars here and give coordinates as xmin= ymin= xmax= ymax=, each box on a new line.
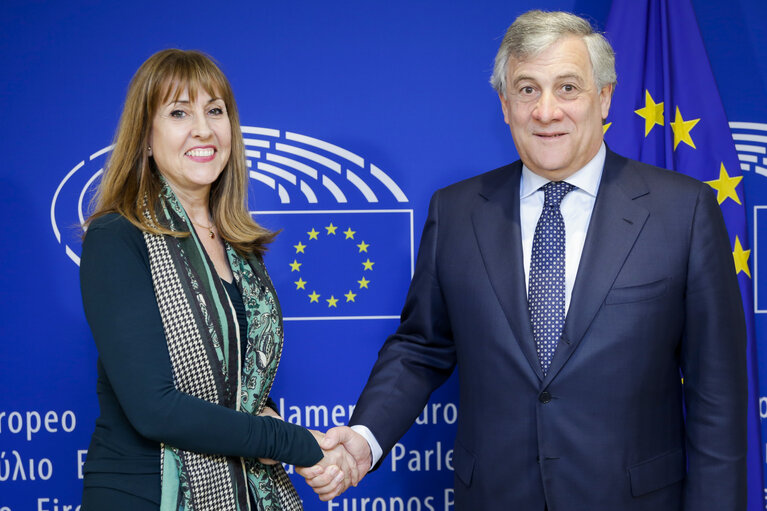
xmin=289 ymin=222 xmax=375 ymax=307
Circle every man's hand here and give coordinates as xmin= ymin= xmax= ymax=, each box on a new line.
xmin=324 ymin=427 xmax=372 ymax=483
xmin=297 ymin=426 xmax=372 ymax=501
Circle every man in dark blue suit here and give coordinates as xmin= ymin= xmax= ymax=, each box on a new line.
xmin=300 ymin=10 xmax=746 ymax=510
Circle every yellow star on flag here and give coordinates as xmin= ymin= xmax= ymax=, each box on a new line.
xmin=344 ymin=228 xmax=356 ymax=239
xmin=326 ymin=295 xmax=339 ymax=308
xmin=294 ymin=278 xmax=307 ymax=290
xmin=602 ymin=122 xmax=612 ymax=134
xmin=307 ymin=228 xmax=319 ymax=240
xmin=670 ymin=106 xmax=699 ymax=150
xmin=362 ymin=259 xmax=375 ymax=271
xmin=294 ymin=241 xmax=307 ymax=254
xmin=308 ymin=291 xmax=320 ymax=303
xmin=705 ymin=163 xmax=742 ymax=205
xmin=634 ymin=90 xmax=664 ymax=136
xmin=345 ymin=290 xmax=357 ymax=302
xmin=357 ymin=240 xmax=370 ymax=253
xmin=325 ymin=223 xmax=338 ymax=235
xmin=358 ymin=277 xmax=370 ymax=289
xmin=732 ymin=236 xmax=751 ymax=278
xmin=289 ymin=259 xmax=301 ymax=272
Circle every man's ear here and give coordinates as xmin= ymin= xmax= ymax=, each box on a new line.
xmin=599 ymin=83 xmax=614 ymax=120
xmin=498 ymin=91 xmax=511 ymax=125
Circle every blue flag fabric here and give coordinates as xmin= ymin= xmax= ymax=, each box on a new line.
xmin=604 ymin=0 xmax=761 ymax=507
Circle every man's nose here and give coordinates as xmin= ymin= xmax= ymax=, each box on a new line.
xmin=532 ymin=90 xmax=562 ymax=123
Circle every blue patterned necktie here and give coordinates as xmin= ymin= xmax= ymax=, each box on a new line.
xmin=528 ymin=180 xmax=575 ymax=375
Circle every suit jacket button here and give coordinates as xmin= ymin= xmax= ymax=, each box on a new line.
xmin=539 ymin=391 xmax=552 ymax=403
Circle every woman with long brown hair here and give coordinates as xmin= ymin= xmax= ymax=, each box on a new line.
xmin=79 ymin=49 xmax=356 ymax=510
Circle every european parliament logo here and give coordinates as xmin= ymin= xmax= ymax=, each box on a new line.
xmin=51 ymin=127 xmax=413 ymax=319
xmin=242 ymin=128 xmax=413 ymax=320
xmin=731 ymin=121 xmax=767 ymax=314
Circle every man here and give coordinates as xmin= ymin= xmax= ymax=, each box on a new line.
xmin=299 ymin=10 xmax=746 ymax=510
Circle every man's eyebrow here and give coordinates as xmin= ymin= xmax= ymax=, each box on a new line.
xmin=511 ymin=74 xmax=537 ymax=86
xmin=511 ymin=72 xmax=584 ymax=86
xmin=555 ymin=73 xmax=583 ymax=82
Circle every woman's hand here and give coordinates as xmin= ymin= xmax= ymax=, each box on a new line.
xmin=257 ymin=407 xmax=283 ymax=465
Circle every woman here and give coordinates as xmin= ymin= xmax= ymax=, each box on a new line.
xmin=80 ymin=49 xmax=352 ymax=510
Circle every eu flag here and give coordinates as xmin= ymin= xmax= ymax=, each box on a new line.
xmin=604 ymin=0 xmax=760 ymax=506
xmin=256 ymin=209 xmax=413 ymax=320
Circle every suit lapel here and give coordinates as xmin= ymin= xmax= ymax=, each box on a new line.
xmin=543 ymin=150 xmax=650 ymax=383
xmin=472 ymin=162 xmax=544 ymax=381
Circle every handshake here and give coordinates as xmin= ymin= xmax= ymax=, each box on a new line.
xmin=259 ymin=407 xmax=371 ymax=500
xmin=299 ymin=427 xmax=372 ymax=501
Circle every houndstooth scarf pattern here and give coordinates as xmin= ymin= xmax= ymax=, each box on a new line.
xmin=145 ymin=187 xmax=302 ymax=511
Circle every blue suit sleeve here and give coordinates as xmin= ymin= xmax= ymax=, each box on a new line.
xmin=350 ymin=192 xmax=457 ymax=464
xmin=80 ymin=215 xmax=323 ymax=467
xmin=680 ymin=185 xmax=747 ymax=509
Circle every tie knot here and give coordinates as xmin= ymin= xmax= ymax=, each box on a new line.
xmin=542 ymin=181 xmax=575 ymax=208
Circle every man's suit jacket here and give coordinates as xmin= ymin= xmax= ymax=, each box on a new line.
xmin=349 ymin=149 xmax=747 ymax=510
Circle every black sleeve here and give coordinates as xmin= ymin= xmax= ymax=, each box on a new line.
xmin=80 ymin=215 xmax=323 ymax=467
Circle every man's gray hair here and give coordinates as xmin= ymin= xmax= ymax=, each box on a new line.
xmin=490 ymin=10 xmax=617 ymax=97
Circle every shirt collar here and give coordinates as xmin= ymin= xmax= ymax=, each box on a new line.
xmin=520 ymin=142 xmax=606 ymax=199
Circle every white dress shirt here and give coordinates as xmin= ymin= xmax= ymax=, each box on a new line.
xmin=520 ymin=143 xmax=605 ymax=312
xmin=354 ymin=143 xmax=606 ymax=467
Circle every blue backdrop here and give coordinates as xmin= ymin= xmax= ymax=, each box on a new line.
xmin=2 ymin=1 xmax=766 ymax=510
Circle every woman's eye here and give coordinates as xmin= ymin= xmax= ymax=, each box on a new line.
xmin=209 ymin=107 xmax=224 ymax=115
xmin=170 ymin=109 xmax=186 ymax=118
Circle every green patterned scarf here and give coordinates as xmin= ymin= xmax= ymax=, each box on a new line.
xmin=143 ymin=184 xmax=302 ymax=510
